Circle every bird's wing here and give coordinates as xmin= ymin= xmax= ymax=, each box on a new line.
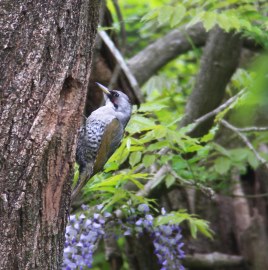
xmin=93 ymin=117 xmax=123 ymax=174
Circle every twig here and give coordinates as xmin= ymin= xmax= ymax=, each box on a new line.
xmin=220 ymin=119 xmax=267 ymax=166
xmin=236 ymin=126 xmax=268 ymax=132
xmin=136 ymin=162 xmax=216 ymax=200
xmin=170 ymin=170 xmax=216 ymax=200
xmin=137 ymin=165 xmax=169 ymax=197
xmin=111 ymin=0 xmax=126 ymax=51
xmin=108 ymin=0 xmax=127 ymax=90
xmin=188 ymin=90 xmax=245 ymax=133
xmin=98 ymin=30 xmax=143 ymax=102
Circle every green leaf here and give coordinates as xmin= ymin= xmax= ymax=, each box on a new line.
xmin=108 ymin=140 xmax=130 ymax=165
xmin=158 ymin=6 xmax=173 ymax=25
xmin=170 ymin=4 xmax=186 ymax=27
xmin=155 ymin=213 xmax=185 ymax=226
xmin=129 ymin=178 xmax=144 ymax=190
xmin=194 ymin=219 xmax=213 ymax=239
xmin=151 ymin=173 xmax=165 ymax=189
xmin=165 ymin=174 xmax=176 ymax=188
xmin=104 ymin=161 xmax=119 ymax=172
xmin=189 ymin=220 xmax=198 ymax=239
xmin=229 ymin=148 xmax=249 ymax=162
xmin=172 ymin=156 xmax=188 ymax=172
xmin=90 ymin=174 xmax=124 ymax=188
xmin=201 ymin=126 xmax=218 ymax=142
xmin=160 ymin=154 xmax=172 ymax=164
xmin=129 ymin=152 xmax=142 ymax=167
xmin=247 ymin=151 xmax=259 ymax=169
xmin=139 ymin=130 xmax=155 ymax=144
xmin=217 ymin=13 xmax=232 ymax=32
xmin=154 ymin=211 xmax=213 ymax=240
xmin=143 ymin=155 xmax=156 ymax=168
xmin=214 ymin=157 xmax=231 ymax=174
xmin=126 ymin=115 xmax=156 ymax=134
xmin=213 ymin=143 xmax=231 ymax=157
xmin=154 ymin=126 xmax=167 ymax=139
xmin=203 ymin=12 xmax=217 ymax=31
xmin=147 ymin=141 xmax=169 ymax=151
xmin=139 ymin=102 xmax=167 ymax=112
xmin=103 ymin=189 xmax=128 ymax=210
xmin=141 ymin=8 xmax=159 ymax=22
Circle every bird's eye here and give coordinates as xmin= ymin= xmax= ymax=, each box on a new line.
xmin=111 ymin=91 xmax=119 ymax=97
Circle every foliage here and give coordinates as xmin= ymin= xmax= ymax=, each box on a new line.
xmin=69 ymin=0 xmax=268 ymax=268
xmin=141 ymin=0 xmax=268 ymax=48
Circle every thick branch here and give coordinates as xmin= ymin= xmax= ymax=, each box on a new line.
xmin=181 ymin=27 xmax=242 ymax=137
xmin=127 ymin=24 xmax=259 ymax=86
xmin=128 ymin=24 xmax=207 ymax=86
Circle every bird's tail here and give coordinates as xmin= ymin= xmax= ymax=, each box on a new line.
xmin=71 ymin=165 xmax=93 ymax=201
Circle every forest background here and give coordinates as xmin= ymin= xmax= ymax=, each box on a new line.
xmin=1 ymin=0 xmax=268 ymax=269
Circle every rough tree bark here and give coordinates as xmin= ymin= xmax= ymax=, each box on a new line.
xmin=0 ymin=1 xmax=100 ymax=269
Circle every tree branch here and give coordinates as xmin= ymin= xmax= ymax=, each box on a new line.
xmin=181 ymin=27 xmax=242 ymax=137
xmin=128 ymin=24 xmax=260 ymax=86
xmin=183 ymin=252 xmax=244 ymax=268
xmin=236 ymin=126 xmax=268 ymax=132
xmin=187 ymin=89 xmax=245 ymax=134
xmin=98 ymin=30 xmax=143 ymax=102
xmin=128 ymin=24 xmax=207 ymax=86
xmin=220 ymin=119 xmax=267 ymax=166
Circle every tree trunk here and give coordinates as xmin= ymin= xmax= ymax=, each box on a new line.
xmin=0 ymin=1 xmax=100 ymax=269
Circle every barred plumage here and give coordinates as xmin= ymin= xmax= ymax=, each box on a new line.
xmin=72 ymin=83 xmax=132 ymax=201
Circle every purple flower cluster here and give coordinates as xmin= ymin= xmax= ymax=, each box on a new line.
xmin=152 ymin=225 xmax=185 ymax=270
xmin=62 ymin=204 xmax=185 ymax=270
xmin=132 ymin=205 xmax=185 ymax=270
xmin=62 ymin=205 xmax=107 ymax=270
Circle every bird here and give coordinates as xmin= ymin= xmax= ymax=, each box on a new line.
xmin=71 ymin=83 xmax=132 ymax=201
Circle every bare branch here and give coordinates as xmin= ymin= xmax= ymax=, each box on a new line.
xmin=98 ymin=30 xmax=143 ymax=102
xmin=187 ymin=89 xmax=245 ymax=134
xmin=184 ymin=252 xmax=244 ymax=268
xmin=137 ymin=165 xmax=169 ymax=197
xmin=237 ymin=126 xmax=268 ymax=132
xmin=220 ymin=119 xmax=267 ymax=166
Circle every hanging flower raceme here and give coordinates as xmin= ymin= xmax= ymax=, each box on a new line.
xmin=62 ymin=204 xmax=185 ymax=270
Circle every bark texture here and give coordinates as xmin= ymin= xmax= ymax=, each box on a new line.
xmin=0 ymin=0 xmax=100 ymax=269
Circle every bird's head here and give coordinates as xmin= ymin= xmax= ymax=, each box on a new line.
xmin=96 ymin=82 xmax=132 ymax=127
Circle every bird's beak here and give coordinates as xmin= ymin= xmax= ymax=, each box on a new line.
xmin=95 ymin=82 xmax=111 ymax=95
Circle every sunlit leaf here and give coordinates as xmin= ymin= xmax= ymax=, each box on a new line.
xmin=158 ymin=6 xmax=173 ymax=25
xmin=170 ymin=4 xmax=186 ymax=27
xmin=143 ymin=155 xmax=156 ymax=168
xmin=129 ymin=152 xmax=142 ymax=167
xmin=214 ymin=157 xmax=231 ymax=174
xmin=165 ymin=174 xmax=176 ymax=188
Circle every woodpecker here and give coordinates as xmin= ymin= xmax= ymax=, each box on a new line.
xmin=71 ymin=83 xmax=132 ymax=200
